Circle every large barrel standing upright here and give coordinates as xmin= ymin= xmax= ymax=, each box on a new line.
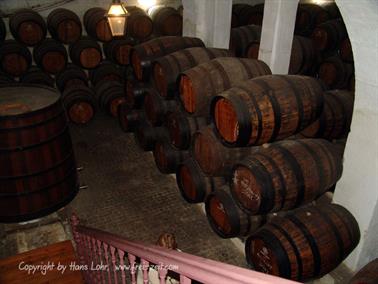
xmin=9 ymin=9 xmax=47 ymax=46
xmin=69 ymin=38 xmax=102 ymax=69
xmin=0 ymin=40 xmax=32 ymax=77
xmin=180 ymin=57 xmax=272 ymax=116
xmin=84 ymin=7 xmax=112 ymax=42
xmin=47 ymin=8 xmax=82 ymax=44
xmin=211 ymin=75 xmax=324 ymax=146
xmin=245 ymin=203 xmax=360 ymax=281
xmin=0 ymin=85 xmax=79 ymax=222
xmin=103 ymin=38 xmax=136 ymax=65
xmin=130 ymin=36 xmax=205 ymax=81
xmin=301 ymin=90 xmax=354 ymax=140
xmin=153 ymin=47 xmax=233 ymax=98
xmin=33 ymin=39 xmax=68 ymax=74
xmin=231 ymin=139 xmax=343 ymax=215
xmin=126 ymin=6 xmax=153 ymax=40
xmin=148 ymin=6 xmax=183 ymax=36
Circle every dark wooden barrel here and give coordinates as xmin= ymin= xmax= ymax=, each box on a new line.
xmin=0 ymin=85 xmax=79 ymax=222
xmin=231 ymin=139 xmax=343 ymax=215
xmin=88 ymin=60 xmax=123 ymax=86
xmin=9 ymin=9 xmax=47 ymax=46
xmin=131 ymin=36 xmax=205 ymax=81
xmin=56 ymin=64 xmax=88 ymax=92
xmin=301 ymin=90 xmax=354 ymax=140
xmin=153 ymin=141 xmax=190 ymax=174
xmin=125 ymin=80 xmax=150 ymax=109
xmin=0 ymin=17 xmax=5 ymax=44
xmin=62 ymin=85 xmax=96 ymax=124
xmin=118 ymin=103 xmax=145 ymax=132
xmin=318 ymin=56 xmax=354 ymax=90
xmin=153 ymin=47 xmax=233 ymax=98
xmin=229 ymin=25 xmax=261 ymax=57
xmin=143 ymin=89 xmax=178 ymax=126
xmin=192 ymin=126 xmax=257 ymax=175
xmin=103 ymin=38 xmax=136 ymax=65
xmin=84 ymin=7 xmax=112 ymax=42
xmin=312 ymin=19 xmax=347 ymax=53
xmin=232 ymin=4 xmax=264 ymax=26
xmin=211 ymin=75 xmax=324 ymax=147
xmin=20 ymin=66 xmax=54 ymax=87
xmin=95 ymin=80 xmax=125 ymax=117
xmin=245 ymin=203 xmax=360 ymax=281
xmin=180 ymin=57 xmax=272 ymax=116
xmin=205 ymin=185 xmax=264 ymax=238
xmin=69 ymin=37 xmax=102 ymax=69
xmin=125 ymin=6 xmax=153 ymax=40
xmin=47 ymin=8 xmax=82 ymax=44
xmin=176 ymin=158 xmax=226 ymax=203
xmin=148 ymin=6 xmax=182 ymax=36
xmin=340 ymin=38 xmax=354 ymax=63
xmin=134 ymin=122 xmax=169 ymax=151
xmin=33 ymin=39 xmax=68 ymax=74
xmin=349 ymin=258 xmax=378 ymax=284
xmin=166 ymin=111 xmax=208 ymax=150
xmin=295 ymin=4 xmax=331 ymax=36
xmin=0 ymin=40 xmax=32 ymax=77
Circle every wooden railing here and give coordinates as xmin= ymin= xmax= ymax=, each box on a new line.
xmin=70 ymin=213 xmax=298 ymax=284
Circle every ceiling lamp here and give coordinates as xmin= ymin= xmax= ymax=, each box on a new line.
xmin=107 ymin=0 xmax=129 ymax=37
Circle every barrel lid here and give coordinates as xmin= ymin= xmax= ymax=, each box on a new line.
xmin=0 ymin=85 xmax=60 ymax=117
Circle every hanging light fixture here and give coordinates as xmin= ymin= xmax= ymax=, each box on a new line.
xmin=107 ymin=0 xmax=129 ymax=37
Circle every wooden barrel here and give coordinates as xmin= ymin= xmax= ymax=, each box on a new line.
xmin=118 ymin=103 xmax=145 ymax=132
xmin=20 ymin=66 xmax=54 ymax=87
xmin=166 ymin=111 xmax=209 ymax=150
xmin=62 ymin=85 xmax=96 ymax=124
xmin=318 ymin=56 xmax=354 ymax=90
xmin=176 ymin=158 xmax=226 ymax=203
xmin=9 ymin=9 xmax=47 ymax=46
xmin=0 ymin=40 xmax=32 ymax=77
xmin=295 ymin=4 xmax=331 ymax=36
xmin=192 ymin=126 xmax=257 ymax=175
xmin=47 ymin=8 xmax=82 ymax=44
xmin=33 ymin=39 xmax=68 ymax=74
xmin=125 ymin=80 xmax=150 ymax=109
xmin=69 ymin=37 xmax=102 ymax=69
xmin=153 ymin=47 xmax=233 ymax=98
xmin=88 ymin=60 xmax=123 ymax=86
xmin=131 ymin=36 xmax=205 ymax=81
xmin=301 ymin=90 xmax=354 ymax=140
xmin=103 ymin=38 xmax=136 ymax=65
xmin=205 ymin=185 xmax=265 ymax=238
xmin=148 ymin=6 xmax=182 ymax=36
xmin=95 ymin=80 xmax=125 ymax=117
xmin=125 ymin=6 xmax=153 ymax=40
xmin=211 ymin=75 xmax=324 ymax=147
xmin=134 ymin=122 xmax=169 ymax=151
xmin=56 ymin=64 xmax=88 ymax=92
xmin=153 ymin=141 xmax=190 ymax=174
xmin=83 ymin=7 xmax=112 ymax=42
xmin=232 ymin=4 xmax=264 ymax=26
xmin=229 ymin=25 xmax=261 ymax=57
xmin=0 ymin=17 xmax=5 ymax=44
xmin=312 ymin=19 xmax=347 ymax=53
xmin=245 ymin=203 xmax=360 ymax=281
xmin=349 ymin=258 xmax=378 ymax=284
xmin=230 ymin=139 xmax=343 ymax=215
xmin=180 ymin=57 xmax=272 ymax=116
xmin=0 ymin=85 xmax=79 ymax=222
xmin=340 ymin=38 xmax=353 ymax=63
xmin=143 ymin=89 xmax=178 ymax=126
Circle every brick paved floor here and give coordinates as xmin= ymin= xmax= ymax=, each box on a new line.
xmin=66 ymin=113 xmax=247 ymax=268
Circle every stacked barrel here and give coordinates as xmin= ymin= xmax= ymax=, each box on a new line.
xmin=0 ymin=5 xmax=183 ymax=125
